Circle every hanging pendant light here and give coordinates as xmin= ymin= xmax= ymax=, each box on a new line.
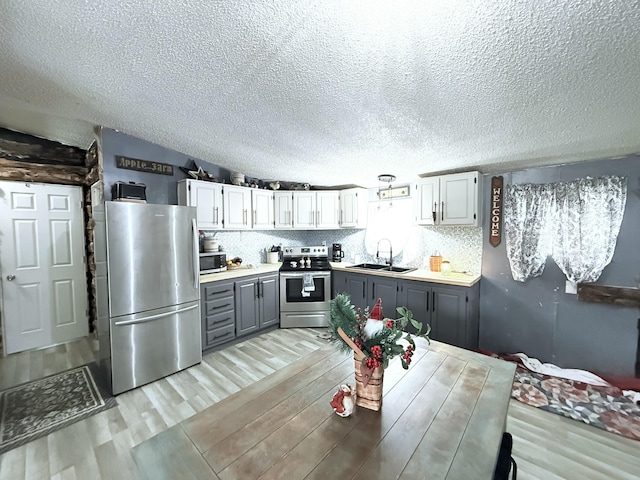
xmin=377 ymin=174 xmax=396 ymax=201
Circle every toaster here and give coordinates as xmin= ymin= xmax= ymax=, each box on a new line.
xmin=112 ymin=182 xmax=147 ymax=202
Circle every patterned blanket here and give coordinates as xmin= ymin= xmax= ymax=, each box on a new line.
xmin=512 ymin=364 xmax=640 ymax=441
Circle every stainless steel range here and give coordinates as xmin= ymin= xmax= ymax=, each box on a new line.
xmin=279 ymin=245 xmax=332 ymax=328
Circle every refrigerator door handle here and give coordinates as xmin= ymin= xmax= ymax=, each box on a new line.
xmin=192 ymin=218 xmax=199 ymax=289
xmin=114 ymin=304 xmax=198 ymax=326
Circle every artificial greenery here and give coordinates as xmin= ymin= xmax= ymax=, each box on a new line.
xmin=329 ymin=293 xmax=431 ymax=370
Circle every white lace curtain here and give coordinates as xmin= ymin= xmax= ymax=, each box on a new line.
xmin=503 ymin=176 xmax=627 ymax=283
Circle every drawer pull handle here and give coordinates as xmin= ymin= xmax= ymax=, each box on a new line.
xmin=209 ymin=316 xmax=232 ymax=326
xmin=208 ymin=303 xmax=231 ymax=312
xmin=212 ymin=331 xmax=233 ymax=340
xmin=207 ymin=288 xmax=231 ymax=298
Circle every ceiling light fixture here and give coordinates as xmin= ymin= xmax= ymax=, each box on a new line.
xmin=377 ymin=174 xmax=410 ymax=203
xmin=377 ymin=174 xmax=396 ymax=207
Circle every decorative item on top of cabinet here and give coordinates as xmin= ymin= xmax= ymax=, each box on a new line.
xmin=416 ymin=171 xmax=482 ymax=226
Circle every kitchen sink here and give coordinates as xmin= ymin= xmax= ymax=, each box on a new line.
xmin=346 ymin=263 xmax=417 ymax=274
xmin=380 ymin=266 xmax=417 ymax=273
xmin=347 ymin=263 xmax=386 ymax=270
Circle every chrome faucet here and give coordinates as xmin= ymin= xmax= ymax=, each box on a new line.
xmin=376 ymin=238 xmax=393 ymax=267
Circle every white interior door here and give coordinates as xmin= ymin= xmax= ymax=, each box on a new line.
xmin=0 ymin=181 xmax=88 ymax=354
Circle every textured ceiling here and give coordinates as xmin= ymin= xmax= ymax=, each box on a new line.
xmin=1 ymin=1 xmax=639 ymax=187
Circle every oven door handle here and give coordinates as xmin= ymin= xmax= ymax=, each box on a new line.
xmin=280 ymin=272 xmax=331 ymax=279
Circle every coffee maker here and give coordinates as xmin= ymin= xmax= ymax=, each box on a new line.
xmin=332 ymin=243 xmax=344 ymax=262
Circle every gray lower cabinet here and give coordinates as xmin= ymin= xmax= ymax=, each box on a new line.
xmin=398 ymin=279 xmax=479 ymax=350
xmin=332 ymin=271 xmax=479 ymax=350
xmin=200 ymin=273 xmax=280 ymax=352
xmin=332 ymin=271 xmax=397 ymax=314
xmin=235 ymin=273 xmax=279 ymax=337
xmin=333 ymin=271 xmax=367 ymax=307
xmin=201 ymin=281 xmax=236 ymax=350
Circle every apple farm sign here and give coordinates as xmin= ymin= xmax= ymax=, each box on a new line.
xmin=489 ymin=176 xmax=503 ymax=247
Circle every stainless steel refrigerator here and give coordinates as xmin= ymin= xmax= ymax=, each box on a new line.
xmin=94 ymin=200 xmax=201 ymax=395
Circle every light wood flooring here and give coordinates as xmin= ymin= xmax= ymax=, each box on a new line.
xmin=0 ymin=329 xmax=638 ymax=479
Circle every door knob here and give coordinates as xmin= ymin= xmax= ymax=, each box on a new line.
xmin=6 ymin=274 xmax=15 ymax=281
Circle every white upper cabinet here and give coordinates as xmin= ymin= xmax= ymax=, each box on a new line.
xmin=223 ymin=185 xmax=252 ymax=229
xmin=251 ymin=189 xmax=274 ymax=229
xmin=416 ymin=171 xmax=481 ymax=226
xmin=293 ymin=191 xmax=341 ymax=229
xmin=177 ymin=179 xmax=223 ymax=229
xmin=416 ymin=177 xmax=440 ymax=225
xmin=274 ymin=191 xmax=293 ymax=229
xmin=180 ymin=180 xmax=369 ymax=231
xmin=292 ymin=191 xmax=316 ymax=229
xmin=316 ymin=191 xmax=340 ymax=229
xmin=340 ymin=187 xmax=367 ymax=228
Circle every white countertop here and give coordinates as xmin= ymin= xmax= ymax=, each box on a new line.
xmin=201 ymin=262 xmax=480 ymax=287
xmin=200 ymin=263 xmax=281 ymax=283
xmin=330 ymin=262 xmax=480 ymax=287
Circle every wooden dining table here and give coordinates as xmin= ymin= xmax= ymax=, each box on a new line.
xmin=132 ymin=338 xmax=516 ymax=479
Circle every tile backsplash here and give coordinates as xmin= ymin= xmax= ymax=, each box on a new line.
xmin=204 ymin=226 xmax=482 ymax=274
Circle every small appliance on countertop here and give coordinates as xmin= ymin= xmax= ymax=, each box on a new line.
xmin=332 ymin=243 xmax=344 ymax=262
xmin=199 ymin=251 xmax=227 ymax=273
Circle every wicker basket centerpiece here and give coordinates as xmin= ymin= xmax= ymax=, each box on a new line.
xmin=329 ymin=294 xmax=431 ymax=412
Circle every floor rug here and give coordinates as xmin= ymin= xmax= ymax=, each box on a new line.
xmin=511 ymin=364 xmax=640 ymax=441
xmin=0 ymin=362 xmax=117 ymax=454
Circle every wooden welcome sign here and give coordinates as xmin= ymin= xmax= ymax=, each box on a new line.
xmin=489 ymin=176 xmax=503 ymax=247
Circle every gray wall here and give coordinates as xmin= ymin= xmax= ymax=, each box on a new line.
xmin=100 ymin=127 xmax=232 ymax=205
xmin=479 ymin=156 xmax=640 ymax=376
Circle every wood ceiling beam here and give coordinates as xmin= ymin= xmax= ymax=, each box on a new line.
xmin=0 ymin=127 xmax=86 ymax=167
xmin=0 ymin=158 xmax=88 ymax=186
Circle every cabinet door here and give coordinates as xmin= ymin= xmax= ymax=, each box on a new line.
xmin=340 ymin=188 xmax=366 ymax=228
xmin=398 ymin=280 xmax=431 ymax=334
xmin=332 ymin=271 xmax=348 ymax=297
xmin=274 ymin=192 xmax=293 ymax=229
xmin=316 ymin=191 xmax=340 ymax=229
xmin=259 ymin=275 xmax=279 ymax=327
xmin=293 ymin=191 xmax=316 ymax=228
xmin=180 ymin=180 xmax=223 ymax=229
xmin=223 ymin=185 xmax=252 ymax=229
xmin=235 ymin=277 xmax=259 ymax=336
xmin=252 ymin=189 xmax=274 ymax=229
xmin=369 ymin=277 xmax=398 ymax=317
xmin=416 ymin=177 xmax=440 ymax=225
xmin=431 ymin=286 xmax=466 ymax=348
xmin=344 ymin=273 xmax=367 ymax=308
xmin=440 ymin=171 xmax=478 ymax=226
